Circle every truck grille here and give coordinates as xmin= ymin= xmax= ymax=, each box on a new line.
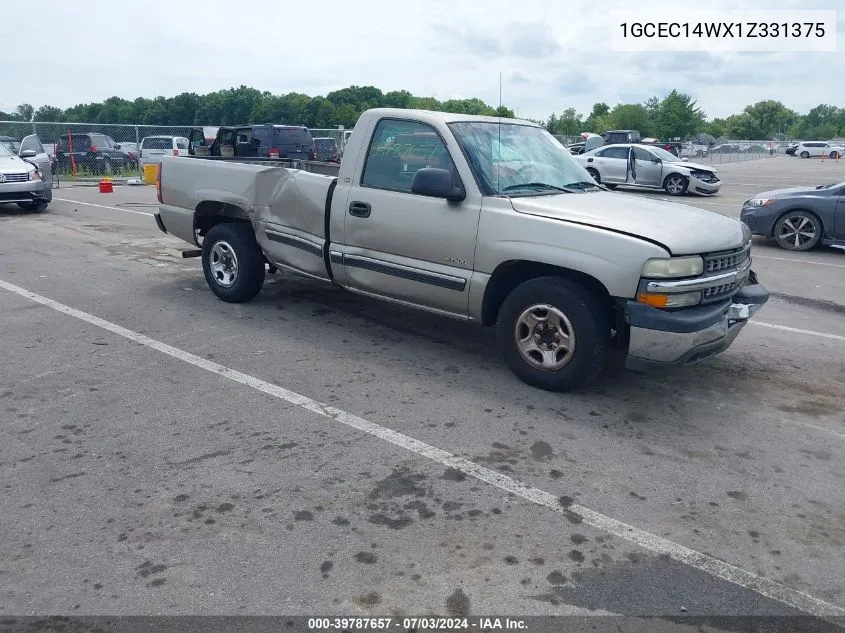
xmin=703 ymin=244 xmax=750 ymax=274
xmin=701 ymin=279 xmax=741 ymax=303
xmin=0 ymin=173 xmax=29 ymax=183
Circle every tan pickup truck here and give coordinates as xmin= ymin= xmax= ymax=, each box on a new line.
xmin=154 ymin=108 xmax=769 ymax=392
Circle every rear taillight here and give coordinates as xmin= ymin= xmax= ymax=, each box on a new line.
xmin=269 ymin=147 xmax=280 ymax=159
xmin=156 ymin=164 xmax=162 ymax=203
xmin=90 ymin=145 xmax=97 ymax=153
xmin=173 ymin=148 xmax=178 ymax=155
xmin=310 ymin=147 xmax=317 ymax=160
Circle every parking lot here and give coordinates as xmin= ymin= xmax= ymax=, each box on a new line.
xmin=1 ymin=156 xmax=844 ymax=620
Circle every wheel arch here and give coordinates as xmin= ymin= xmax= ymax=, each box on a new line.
xmin=481 ymin=260 xmax=616 ymax=327
xmin=193 ymin=201 xmax=252 ymax=245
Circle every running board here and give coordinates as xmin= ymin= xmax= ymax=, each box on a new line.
xmin=182 ymin=249 xmax=202 ymax=258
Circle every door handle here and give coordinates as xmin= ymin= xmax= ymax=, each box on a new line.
xmin=349 ymin=201 xmax=371 ymax=218
xmin=587 ymin=157 xmax=593 ymax=162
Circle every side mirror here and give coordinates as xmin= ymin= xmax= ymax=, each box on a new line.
xmin=113 ymin=144 xmax=121 ymax=150
xmin=654 ymin=157 xmax=662 ymax=163
xmin=411 ymin=168 xmax=465 ymax=202
xmin=20 ymin=150 xmax=37 ymax=158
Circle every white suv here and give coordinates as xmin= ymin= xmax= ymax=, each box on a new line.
xmin=795 ymin=141 xmax=844 ymax=159
xmin=139 ymin=135 xmax=190 ymax=166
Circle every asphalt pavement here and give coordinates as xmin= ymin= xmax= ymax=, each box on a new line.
xmin=1 ymin=157 xmax=844 ymax=623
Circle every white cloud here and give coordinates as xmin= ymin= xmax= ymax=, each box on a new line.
xmin=0 ymin=0 xmax=841 ymax=121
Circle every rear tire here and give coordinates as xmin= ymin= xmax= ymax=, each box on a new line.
xmin=800 ymin=151 xmax=810 ymax=158
xmin=201 ymin=222 xmax=266 ymax=302
xmin=496 ymin=277 xmax=609 ymax=392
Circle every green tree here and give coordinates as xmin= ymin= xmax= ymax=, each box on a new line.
xmin=14 ymin=104 xmax=34 ymax=122
xmin=654 ymin=90 xmax=705 ymax=139
xmin=741 ymin=100 xmax=798 ymax=138
xmin=584 ymin=102 xmax=610 ymax=131
xmin=608 ymin=103 xmax=654 ymax=136
xmin=725 ymin=112 xmax=764 ymax=139
xmin=33 ymin=105 xmax=65 ymax=121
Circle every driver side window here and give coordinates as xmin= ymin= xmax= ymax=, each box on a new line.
xmin=361 ymin=119 xmax=457 ymax=193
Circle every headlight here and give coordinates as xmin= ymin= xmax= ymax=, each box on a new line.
xmin=637 ymin=291 xmax=702 ymax=308
xmin=742 ymin=223 xmax=752 ymax=242
xmin=28 ymin=169 xmax=42 ymax=182
xmin=641 ymin=255 xmax=704 ymax=278
xmin=744 ymin=198 xmax=774 ymax=208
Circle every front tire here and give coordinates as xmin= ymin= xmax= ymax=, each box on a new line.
xmin=663 ymin=173 xmax=688 ymax=196
xmin=201 ymin=222 xmax=266 ymax=302
xmin=774 ymin=211 xmax=822 ymax=252
xmin=586 ymin=167 xmax=601 ymax=184
xmin=17 ymin=200 xmax=49 ymax=212
xmin=496 ymin=277 xmax=609 ymax=392
xmin=830 ymin=151 xmax=840 ymax=159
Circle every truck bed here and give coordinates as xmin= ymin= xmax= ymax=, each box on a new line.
xmin=157 ymin=155 xmax=338 ymax=283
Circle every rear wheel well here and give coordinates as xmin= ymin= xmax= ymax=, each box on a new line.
xmin=194 ymin=201 xmax=252 ymax=244
xmin=482 ymin=261 xmax=616 ymax=327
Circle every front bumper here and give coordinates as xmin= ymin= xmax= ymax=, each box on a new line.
xmin=739 ymin=206 xmax=775 ymax=237
xmin=0 ymin=179 xmax=52 ymax=204
xmin=625 ymin=272 xmax=769 ymax=371
xmin=689 ymin=174 xmax=720 ymax=195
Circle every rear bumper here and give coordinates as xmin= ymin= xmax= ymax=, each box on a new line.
xmin=624 ymin=273 xmax=769 ymax=371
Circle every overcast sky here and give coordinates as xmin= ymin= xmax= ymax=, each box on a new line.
xmin=1 ymin=0 xmax=842 ymax=122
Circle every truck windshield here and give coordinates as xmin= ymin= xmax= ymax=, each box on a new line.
xmin=448 ymin=121 xmax=598 ymax=196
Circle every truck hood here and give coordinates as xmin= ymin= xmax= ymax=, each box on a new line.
xmin=509 ymin=191 xmax=746 ymax=255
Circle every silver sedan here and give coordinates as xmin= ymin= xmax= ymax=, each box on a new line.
xmin=575 ymin=143 xmax=721 ymax=196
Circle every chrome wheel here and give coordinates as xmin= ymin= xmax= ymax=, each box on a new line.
xmin=664 ymin=174 xmax=686 ymax=195
xmin=776 ymin=214 xmax=818 ymax=250
xmin=209 ymin=240 xmax=239 ymax=287
xmin=514 ymin=304 xmax=576 ymax=371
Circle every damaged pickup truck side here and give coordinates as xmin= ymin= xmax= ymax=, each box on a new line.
xmin=155 ymin=108 xmax=769 ymax=392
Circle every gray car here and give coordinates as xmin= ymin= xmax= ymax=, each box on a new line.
xmin=740 ymin=181 xmax=845 ymax=251
xmin=575 ymin=143 xmax=721 ymax=196
xmin=0 ymin=134 xmax=52 ymax=212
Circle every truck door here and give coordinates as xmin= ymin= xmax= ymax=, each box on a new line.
xmin=336 ymin=117 xmax=481 ymax=317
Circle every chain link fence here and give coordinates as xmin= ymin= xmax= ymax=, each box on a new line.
xmin=0 ymin=119 xmax=808 ymax=186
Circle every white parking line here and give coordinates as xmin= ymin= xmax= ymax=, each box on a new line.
xmin=755 ymin=255 xmax=845 ymax=269
xmin=752 ymin=321 xmax=845 ymax=343
xmin=54 ymin=198 xmax=154 ymax=217
xmin=1 ymin=276 xmax=842 ymax=618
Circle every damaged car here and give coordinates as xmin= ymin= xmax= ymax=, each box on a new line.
xmin=576 ymin=143 xmax=721 ymax=196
